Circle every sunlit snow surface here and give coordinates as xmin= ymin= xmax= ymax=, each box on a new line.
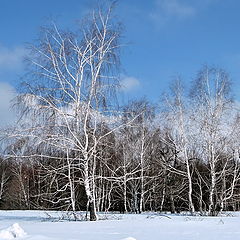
xmin=0 ymin=211 xmax=239 ymax=239
xmin=0 ymin=223 xmax=26 ymax=239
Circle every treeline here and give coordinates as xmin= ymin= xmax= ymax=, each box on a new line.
xmin=0 ymin=4 xmax=240 ymax=220
xmin=2 ymin=66 xmax=240 ymax=218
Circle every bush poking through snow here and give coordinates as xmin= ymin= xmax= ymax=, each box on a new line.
xmin=0 ymin=223 xmax=26 ymax=239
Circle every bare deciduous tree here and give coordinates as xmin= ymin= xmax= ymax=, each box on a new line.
xmin=9 ymin=3 xmax=122 ymax=221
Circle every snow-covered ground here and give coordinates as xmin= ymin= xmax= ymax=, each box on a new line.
xmin=0 ymin=211 xmax=239 ymax=239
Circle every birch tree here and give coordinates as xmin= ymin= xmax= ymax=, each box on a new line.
xmin=162 ymin=79 xmax=195 ymax=214
xmin=10 ymin=3 xmax=122 ymax=221
xmin=190 ymin=66 xmax=234 ymax=216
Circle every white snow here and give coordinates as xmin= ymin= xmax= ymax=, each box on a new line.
xmin=0 ymin=211 xmax=239 ymax=239
xmin=121 ymin=238 xmax=137 ymax=240
xmin=0 ymin=223 xmax=26 ymax=239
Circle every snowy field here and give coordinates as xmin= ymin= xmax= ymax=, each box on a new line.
xmin=0 ymin=211 xmax=239 ymax=240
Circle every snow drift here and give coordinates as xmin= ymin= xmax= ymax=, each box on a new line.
xmin=0 ymin=223 xmax=26 ymax=239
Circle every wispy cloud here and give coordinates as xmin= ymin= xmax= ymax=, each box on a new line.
xmin=120 ymin=76 xmax=140 ymax=92
xmin=150 ymin=0 xmax=196 ymax=26
xmin=0 ymin=44 xmax=26 ymax=70
xmin=0 ymin=82 xmax=17 ymax=128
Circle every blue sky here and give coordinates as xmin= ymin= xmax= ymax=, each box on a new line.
xmin=0 ymin=0 xmax=240 ymax=126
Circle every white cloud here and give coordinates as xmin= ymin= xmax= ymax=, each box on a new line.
xmin=150 ymin=0 xmax=196 ymax=25
xmin=234 ymin=100 xmax=240 ymax=111
xmin=159 ymin=0 xmax=195 ymax=18
xmin=0 ymin=44 xmax=26 ymax=70
xmin=0 ymin=82 xmax=17 ymax=128
xmin=120 ymin=76 xmax=140 ymax=92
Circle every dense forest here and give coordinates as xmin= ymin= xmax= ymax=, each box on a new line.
xmin=0 ymin=3 xmax=239 ymax=221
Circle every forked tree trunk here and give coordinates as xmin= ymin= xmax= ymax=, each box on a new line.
xmin=83 ymin=161 xmax=98 ymax=221
xmin=88 ymin=200 xmax=97 ymax=221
